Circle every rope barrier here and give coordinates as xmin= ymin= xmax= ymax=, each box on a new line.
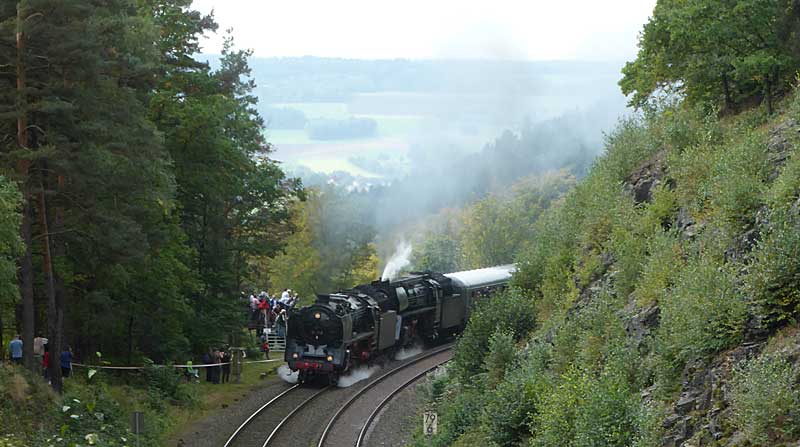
xmin=71 ymin=358 xmax=283 ymax=370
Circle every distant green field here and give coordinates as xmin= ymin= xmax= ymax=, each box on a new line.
xmin=272 ymin=102 xmax=349 ymax=119
xmin=265 ymin=109 xmax=426 ymax=144
xmin=265 ymin=129 xmax=313 ymax=145
xmin=264 ymin=99 xmax=491 ymax=177
xmin=368 ymin=115 xmax=425 ymax=137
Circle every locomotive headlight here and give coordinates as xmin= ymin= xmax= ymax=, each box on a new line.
xmin=326 ymin=355 xmax=334 ymax=362
xmin=292 ymin=353 xmax=299 ymax=359
xmin=314 ymin=312 xmax=321 ymax=319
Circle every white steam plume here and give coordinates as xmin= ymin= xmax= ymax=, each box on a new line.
xmin=337 ymin=365 xmax=381 ymax=388
xmin=381 ymin=241 xmax=413 ymax=281
xmin=277 ymin=365 xmax=299 ymax=384
xmin=394 ymin=345 xmax=423 ymax=361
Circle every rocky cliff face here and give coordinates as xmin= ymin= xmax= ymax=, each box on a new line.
xmin=609 ymin=119 xmax=800 ymax=446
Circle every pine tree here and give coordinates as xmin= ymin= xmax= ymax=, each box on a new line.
xmin=145 ymin=1 xmax=301 ymax=350
xmin=1 ymin=0 xmax=183 ymax=390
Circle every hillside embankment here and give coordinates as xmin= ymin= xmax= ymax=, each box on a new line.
xmin=0 ymin=360 xmax=280 ymax=446
xmin=412 ymin=90 xmax=800 ymax=447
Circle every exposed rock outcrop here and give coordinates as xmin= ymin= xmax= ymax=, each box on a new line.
xmin=661 ymin=342 xmax=765 ymax=446
xmin=624 ymin=149 xmax=669 ymax=204
xmin=767 ymin=119 xmax=799 ymax=181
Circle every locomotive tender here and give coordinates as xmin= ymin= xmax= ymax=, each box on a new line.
xmin=284 ymin=265 xmax=515 ymax=384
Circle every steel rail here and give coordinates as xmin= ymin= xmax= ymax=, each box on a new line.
xmin=262 ymin=386 xmax=330 ymax=447
xmin=223 ymin=384 xmax=300 ymax=447
xmin=356 ymin=360 xmax=449 ymax=447
xmin=316 ymin=344 xmax=453 ymax=447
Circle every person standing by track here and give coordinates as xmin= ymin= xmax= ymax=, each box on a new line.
xmin=42 ymin=344 xmax=50 ymax=381
xmin=60 ymin=346 xmax=73 ymax=378
xmin=33 ymin=334 xmax=47 ymax=374
xmin=221 ymin=349 xmax=232 ymax=383
xmin=8 ymin=334 xmax=22 ymax=365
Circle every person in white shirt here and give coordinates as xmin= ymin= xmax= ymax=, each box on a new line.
xmin=33 ymin=335 xmax=48 ymax=373
xmin=249 ymin=294 xmax=259 ymax=311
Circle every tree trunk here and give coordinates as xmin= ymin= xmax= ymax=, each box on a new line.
xmin=16 ymin=1 xmax=35 ymax=372
xmin=127 ymin=314 xmax=134 ymax=365
xmin=19 ymin=200 xmax=34 ymax=370
xmin=721 ymin=73 xmax=734 ymax=113
xmin=765 ymin=71 xmax=774 ymax=115
xmin=48 ymin=307 xmax=63 ymax=392
xmin=50 ymin=174 xmax=67 ymax=392
xmin=38 ymin=181 xmax=62 ymax=392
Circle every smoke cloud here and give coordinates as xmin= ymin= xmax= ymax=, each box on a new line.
xmin=381 ymin=241 xmax=413 ymax=281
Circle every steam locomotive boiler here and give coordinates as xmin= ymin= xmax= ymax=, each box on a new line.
xmin=284 ymin=265 xmax=515 ymax=384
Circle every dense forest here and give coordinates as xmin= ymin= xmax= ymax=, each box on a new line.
xmin=413 ymin=1 xmax=800 ymax=446
xmin=0 ymin=0 xmax=304 ymax=394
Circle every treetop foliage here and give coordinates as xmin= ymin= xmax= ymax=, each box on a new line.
xmin=621 ymin=0 xmax=800 ymax=113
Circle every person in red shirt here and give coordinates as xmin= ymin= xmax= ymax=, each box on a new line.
xmin=258 ymin=293 xmax=270 ymax=329
xmin=261 ymin=335 xmax=270 ymax=360
xmin=42 ymin=344 xmax=50 ymax=380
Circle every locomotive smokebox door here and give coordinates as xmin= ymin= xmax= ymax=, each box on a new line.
xmin=378 ymin=311 xmax=398 ymax=350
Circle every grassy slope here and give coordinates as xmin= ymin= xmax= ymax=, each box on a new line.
xmin=0 ymin=358 xmax=282 ymax=447
xmin=414 ymin=89 xmax=800 ymax=446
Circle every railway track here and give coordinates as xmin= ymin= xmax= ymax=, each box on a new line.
xmin=224 ymin=344 xmax=452 ymax=447
xmin=223 ymin=383 xmax=329 ymax=447
xmin=355 ymin=359 xmax=447 ymax=447
xmin=318 ymin=345 xmax=453 ymax=447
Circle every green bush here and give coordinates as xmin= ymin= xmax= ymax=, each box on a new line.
xmin=529 ymin=355 xmax=638 ymax=447
xmin=481 ymin=342 xmax=552 ymax=447
xmin=638 ymin=184 xmax=679 ymax=231
xmin=634 ymin=230 xmax=684 ymax=307
xmin=42 ymin=385 xmax=138 ymax=447
xmin=573 ymin=359 xmax=638 ymax=447
xmin=667 ymin=141 xmax=717 ymax=216
xmin=655 ymin=255 xmax=747 ymax=371
xmin=594 ymin=117 xmax=658 ymax=184
xmin=768 ymin=148 xmax=800 ymax=209
xmin=141 ymin=360 xmax=196 ymax=409
xmin=747 ymin=210 xmax=800 ymax=328
xmin=513 ymin=203 xmax=577 ymax=322
xmin=608 ymin=220 xmax=647 ymax=300
xmin=530 ymin=365 xmax=587 ymax=447
xmin=707 ymin=129 xmax=769 ymax=231
xmin=549 ymin=294 xmax=628 ymax=375
xmin=667 ymin=112 xmax=769 ymax=237
xmin=452 ymin=289 xmax=536 ymax=383
xmin=427 ymin=383 xmax=487 ymax=447
xmin=632 ymin=401 xmax=667 ymax=447
xmin=730 ymin=353 xmax=800 ymax=444
xmin=485 ymin=329 xmax=516 ymax=389
xmin=647 ymin=104 xmax=723 ymax=154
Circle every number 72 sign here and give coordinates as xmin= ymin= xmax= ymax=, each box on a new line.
xmin=423 ymin=411 xmax=438 ymax=436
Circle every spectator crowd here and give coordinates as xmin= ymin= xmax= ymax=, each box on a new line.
xmin=6 ymin=333 xmax=73 ymax=382
xmin=3 ymin=287 xmax=305 ymax=385
xmin=247 ymin=288 xmax=300 ymax=337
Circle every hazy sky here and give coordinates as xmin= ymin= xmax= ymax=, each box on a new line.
xmin=192 ymin=0 xmax=657 ymax=61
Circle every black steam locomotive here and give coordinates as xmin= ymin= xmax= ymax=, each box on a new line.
xmin=284 ymin=265 xmax=515 ymax=384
